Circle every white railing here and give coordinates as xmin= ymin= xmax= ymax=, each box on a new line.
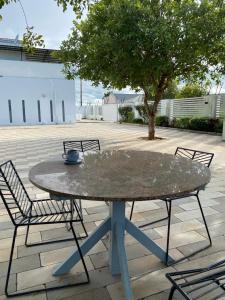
xmin=167 ymin=95 xmax=218 ymax=120
xmin=216 ymin=94 xmax=225 ymax=119
xmin=80 ymin=94 xmax=225 ymax=122
xmin=81 ymin=103 xmax=103 ymax=120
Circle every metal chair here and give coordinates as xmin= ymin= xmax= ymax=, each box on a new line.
xmin=63 ymin=139 xmax=101 ymax=154
xmin=0 ymin=160 xmax=90 ymax=297
xmin=63 ymin=139 xmax=102 ymax=220
xmin=130 ymin=147 xmax=214 ymax=265
xmin=166 ymin=259 xmax=225 ymax=300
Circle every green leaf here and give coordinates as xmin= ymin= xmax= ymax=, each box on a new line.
xmin=22 ymin=27 xmax=45 ymax=54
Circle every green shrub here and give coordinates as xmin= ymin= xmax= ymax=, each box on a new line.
xmin=172 ymin=117 xmax=222 ymax=133
xmin=119 ymin=105 xmax=223 ymax=133
xmin=155 ymin=116 xmax=169 ymax=127
xmin=189 ymin=117 xmax=213 ymax=131
xmin=135 ymin=104 xmax=148 ymax=123
xmin=170 ymin=118 xmax=177 ymax=128
xmin=174 ymin=117 xmax=190 ymax=129
xmin=133 ymin=118 xmax=144 ymax=124
xmin=118 ymin=106 xmax=133 ymax=122
xmin=127 ymin=111 xmax=134 ymax=122
xmin=210 ymin=118 xmax=223 ymax=133
xmin=214 ymin=119 xmax=223 ymax=133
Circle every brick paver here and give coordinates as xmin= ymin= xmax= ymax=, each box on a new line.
xmin=0 ymin=121 xmax=225 ymax=299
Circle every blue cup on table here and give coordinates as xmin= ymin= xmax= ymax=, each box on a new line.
xmin=62 ymin=149 xmax=80 ymax=162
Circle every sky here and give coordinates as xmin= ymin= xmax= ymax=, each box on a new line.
xmin=0 ymin=0 xmax=132 ymax=103
xmin=0 ymin=0 xmax=74 ymax=48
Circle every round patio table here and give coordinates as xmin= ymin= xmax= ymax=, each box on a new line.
xmin=29 ymin=150 xmax=211 ymax=300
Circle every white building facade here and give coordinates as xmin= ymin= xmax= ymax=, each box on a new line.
xmin=0 ymin=38 xmax=76 ymax=125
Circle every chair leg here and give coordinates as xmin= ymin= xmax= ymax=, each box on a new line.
xmin=165 ymin=200 xmax=169 ymax=214
xmin=71 ymin=199 xmax=83 ymax=221
xmin=73 ymin=200 xmax=88 ymax=239
xmin=166 ymin=201 xmax=172 ymax=266
xmin=63 ymin=200 xmax=72 ymax=231
xmin=6 ymin=224 xmax=90 ymax=297
xmin=65 ymin=199 xmax=86 ymax=235
xmin=25 ymin=200 xmax=87 ymax=247
xmin=166 ymin=195 xmax=212 ymax=266
xmin=25 ymin=223 xmax=30 ymax=246
xmin=70 ymin=221 xmax=90 ymax=283
xmin=78 ymin=199 xmax=83 ymax=219
xmin=196 ymin=194 xmax=212 ymax=245
xmin=168 ymin=286 xmax=176 ymax=300
xmin=25 ymin=221 xmax=80 ymax=247
xmin=5 ymin=227 xmax=17 ymax=297
xmin=138 ymin=201 xmax=169 ymax=229
xmin=129 ymin=201 xmax=135 ymax=220
xmin=129 ymin=199 xmax=169 ymax=225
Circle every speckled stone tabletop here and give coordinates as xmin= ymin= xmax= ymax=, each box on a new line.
xmin=29 ymin=150 xmax=211 ymax=201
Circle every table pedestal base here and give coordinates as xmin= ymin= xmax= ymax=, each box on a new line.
xmin=53 ymin=201 xmax=174 ymax=300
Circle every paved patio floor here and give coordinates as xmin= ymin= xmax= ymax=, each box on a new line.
xmin=1 ymin=121 xmax=225 ymax=300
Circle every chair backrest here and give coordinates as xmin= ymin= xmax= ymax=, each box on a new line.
xmin=0 ymin=160 xmax=31 ymax=224
xmin=175 ymin=147 xmax=214 ymax=167
xmin=63 ymin=139 xmax=101 ymax=153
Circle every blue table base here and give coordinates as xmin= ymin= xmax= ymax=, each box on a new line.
xmin=53 ymin=201 xmax=174 ymax=300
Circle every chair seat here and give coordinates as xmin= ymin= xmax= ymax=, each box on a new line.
xmin=16 ymin=199 xmax=81 ymax=225
xmin=162 ymin=191 xmax=198 ymax=201
xmin=166 ymin=259 xmax=225 ymax=299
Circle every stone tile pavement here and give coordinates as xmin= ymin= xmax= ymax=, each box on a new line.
xmin=0 ymin=121 xmax=225 ymax=299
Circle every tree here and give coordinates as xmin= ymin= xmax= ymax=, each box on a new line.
xmin=57 ymin=0 xmax=225 ymax=139
xmin=176 ymin=83 xmax=207 ymax=99
xmin=163 ymin=80 xmax=179 ymax=99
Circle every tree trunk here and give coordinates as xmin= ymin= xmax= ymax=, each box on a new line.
xmin=143 ymin=76 xmax=169 ymax=140
xmin=148 ymin=113 xmax=156 ymax=140
xmin=143 ymin=91 xmax=156 ymax=140
xmin=143 ymin=88 xmax=165 ymax=140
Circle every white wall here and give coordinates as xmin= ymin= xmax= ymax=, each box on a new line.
xmin=0 ymin=60 xmax=76 ymax=125
xmin=0 ymin=49 xmax=23 ymax=61
xmin=102 ymin=104 xmax=118 ymax=122
xmin=0 ymin=59 xmax=65 ymax=78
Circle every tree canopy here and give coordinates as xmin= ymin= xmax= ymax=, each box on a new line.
xmin=57 ymin=0 xmax=225 ymax=138
xmin=59 ymin=0 xmax=225 ymax=81
xmin=176 ymin=83 xmax=207 ymax=99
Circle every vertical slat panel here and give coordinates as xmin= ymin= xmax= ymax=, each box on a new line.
xmin=8 ymin=99 xmax=12 ymax=123
xmin=50 ymin=100 xmax=53 ymax=122
xmin=22 ymin=100 xmax=26 ymax=123
xmin=37 ymin=100 xmax=41 ymax=122
xmin=217 ymin=94 xmax=225 ymax=119
xmin=62 ymin=100 xmax=65 ymax=122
